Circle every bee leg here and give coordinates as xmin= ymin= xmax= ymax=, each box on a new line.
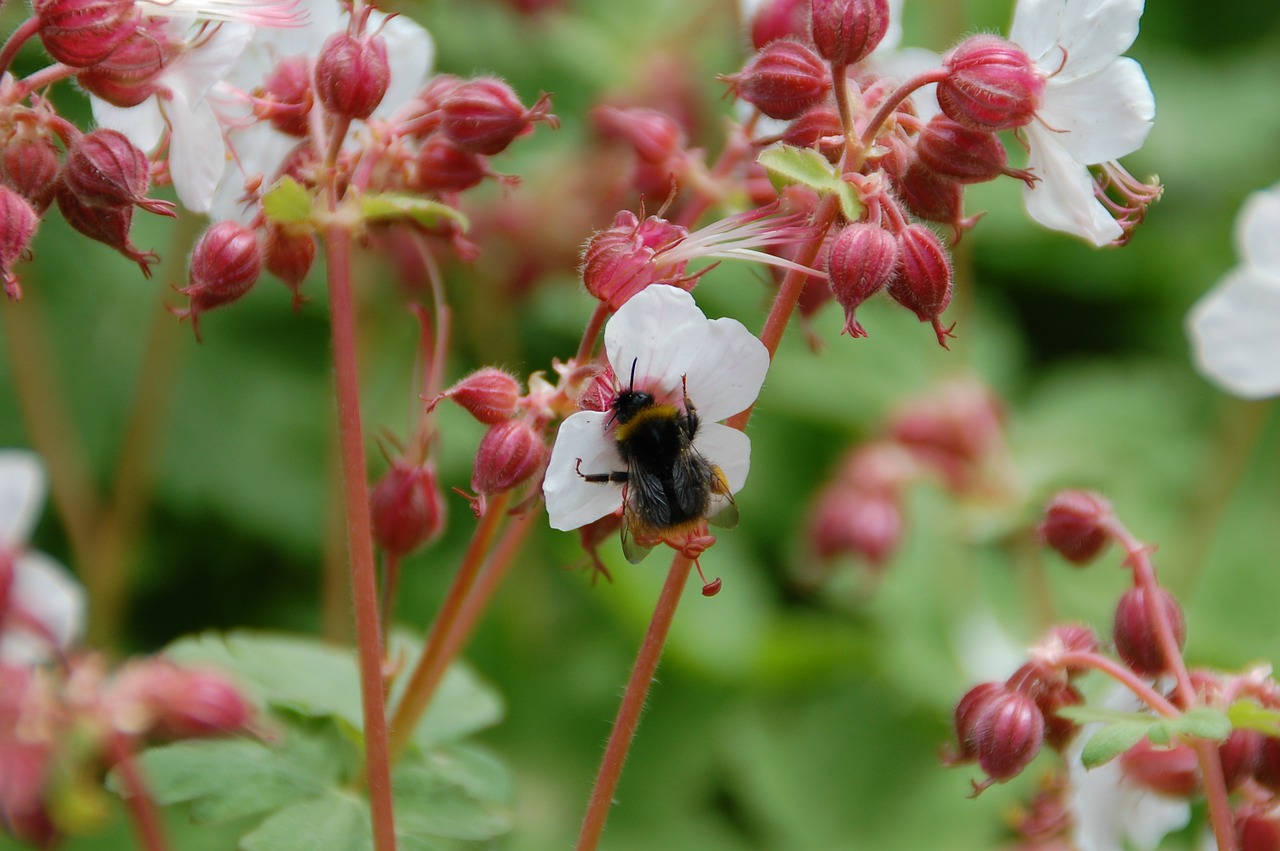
xmin=574 ymin=458 xmax=628 ymax=484
xmin=679 ymin=375 xmax=700 ymax=439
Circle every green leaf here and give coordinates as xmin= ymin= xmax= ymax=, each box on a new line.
xmin=241 ymin=791 xmax=369 ymax=851
xmin=1228 ymin=700 xmax=1280 ymax=736
xmin=262 ymin=177 xmax=314 ymax=225
xmin=1172 ymin=707 xmax=1232 ymax=741
xmin=420 ymin=743 xmax=512 ymax=804
xmin=406 ymin=664 xmax=506 ymax=750
xmin=116 ymin=717 xmax=350 ymax=824
xmin=1056 ymin=705 xmax=1153 ymax=726
xmin=393 ymin=762 xmax=509 ymax=841
xmin=755 ymin=144 xmax=863 ymax=221
xmin=1079 ymin=721 xmax=1153 ymax=768
xmin=1146 ymin=720 xmax=1173 ymax=746
xmin=359 ymin=194 xmax=469 ymax=231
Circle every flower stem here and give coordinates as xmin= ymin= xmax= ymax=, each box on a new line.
xmin=110 ymin=737 xmax=170 ymax=851
xmin=575 ymin=302 xmax=612 ymax=364
xmin=324 ymin=222 xmax=398 ymax=851
xmin=387 ymin=490 xmax=512 ymax=762
xmin=857 ymin=68 xmax=949 ymax=153
xmin=575 ymin=554 xmax=693 ymax=851
xmin=0 ymin=17 xmax=39 ymax=78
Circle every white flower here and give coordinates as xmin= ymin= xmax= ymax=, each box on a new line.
xmin=543 ymin=286 xmax=769 ymax=533
xmin=1010 ymin=0 xmax=1156 ymax=246
xmin=0 ymin=452 xmax=86 ymax=665
xmin=1186 ymin=183 xmax=1280 ymax=399
xmin=205 ymin=0 xmax=434 ymax=221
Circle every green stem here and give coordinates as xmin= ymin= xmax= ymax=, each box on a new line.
xmin=574 ymin=555 xmax=693 ymax=851
xmin=324 ymin=223 xmax=398 ymax=851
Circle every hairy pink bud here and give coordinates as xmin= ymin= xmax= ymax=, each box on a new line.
xmin=1 ymin=130 xmax=60 ymax=215
xmin=471 ymin=419 xmax=545 ymax=496
xmin=971 ymin=688 xmax=1045 ymax=783
xmin=592 ymin=106 xmax=684 ymax=165
xmin=826 ymin=222 xmax=899 ymax=338
xmin=315 ymin=33 xmax=390 ymax=120
xmin=1220 ymin=728 xmax=1264 ymax=791
xmin=0 ymin=186 xmax=39 ymax=301
xmin=259 ymin=56 xmax=314 ymax=136
xmin=1120 ymin=739 xmax=1200 ymax=797
xmin=727 ymin=39 xmax=830 ymax=121
xmin=938 ymin=35 xmax=1045 ymax=132
xmin=581 ymin=211 xmax=689 ymax=310
xmin=263 ymin=225 xmax=315 ymax=309
xmin=63 ymin=129 xmax=173 ymax=216
xmin=54 ymin=184 xmax=158 ymax=276
xmin=175 ymin=222 xmax=262 ymax=339
xmin=809 ymin=486 xmax=902 ymax=566
xmin=370 ymin=461 xmax=445 ymax=556
xmin=441 ymin=79 xmax=556 ymax=156
xmin=1113 ymin=586 xmax=1186 ymax=676
xmin=75 ymin=20 xmax=175 ymax=107
xmin=781 ymin=105 xmax=844 ymax=162
xmin=412 ymin=136 xmax=489 ymax=193
xmin=916 ymin=115 xmax=1028 ymax=185
xmin=951 ymin=682 xmax=1003 ymax=763
xmin=1038 ymin=490 xmax=1113 ymax=565
xmin=810 ymin=0 xmax=891 ymax=67
xmin=35 ymin=0 xmax=138 ymax=67
xmin=889 ymin=224 xmax=954 ymax=346
xmin=443 ymin=368 xmax=522 ymax=424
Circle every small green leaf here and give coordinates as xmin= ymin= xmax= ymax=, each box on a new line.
xmin=359 ymin=193 xmax=469 ymax=231
xmin=262 ymin=177 xmax=315 ymax=225
xmin=241 ymin=791 xmax=369 ymax=851
xmin=1056 ymin=705 xmax=1154 ymax=726
xmin=1079 ymin=721 xmax=1153 ymax=768
xmin=393 ymin=762 xmax=509 ymax=841
xmin=1172 ymin=707 xmax=1232 ymax=741
xmin=1146 ymin=720 xmax=1173 ymax=746
xmin=407 ymin=665 xmax=505 ymax=750
xmin=1229 ymin=700 xmax=1280 ymax=736
xmin=758 ymin=145 xmax=840 ymax=192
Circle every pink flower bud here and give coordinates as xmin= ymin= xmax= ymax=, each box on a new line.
xmin=810 ymin=0 xmax=891 ymax=67
xmin=75 ymin=20 xmax=176 ymax=108
xmin=1255 ymin=735 xmax=1280 ymax=792
xmin=895 ymin=160 xmax=979 ymax=240
xmin=153 ymin=669 xmax=254 ymax=738
xmin=411 ymin=136 xmax=489 ymax=193
xmin=54 ymin=183 xmax=158 ymax=276
xmin=972 ymin=688 xmax=1045 ymax=783
xmin=581 ymin=211 xmax=688 ymax=310
xmin=35 ymin=0 xmax=138 ymax=67
xmin=592 ymin=106 xmax=684 ymax=165
xmin=917 ymin=115 xmax=1018 ymax=184
xmin=826 ymin=222 xmax=899 ymax=338
xmin=809 ymin=485 xmax=902 ymax=566
xmin=471 ymin=419 xmax=545 ymax=496
xmin=951 ymin=681 xmax=1003 ymax=762
xmin=1119 ymin=739 xmax=1199 ymax=797
xmin=888 ymin=224 xmax=954 ymax=346
xmin=0 ymin=186 xmax=39 ymax=301
xmin=1113 ymin=586 xmax=1186 ymax=676
xmin=174 ymin=222 xmax=262 ymax=339
xmin=369 ymin=461 xmax=445 ymax=556
xmin=1219 ymin=728 xmax=1264 ymax=791
xmin=440 ymin=79 xmax=556 ymax=156
xmin=443 ymin=368 xmax=522 ymax=424
xmin=938 ymin=35 xmax=1045 ymax=132
xmin=1041 ymin=623 xmax=1101 ymax=678
xmin=1038 ymin=490 xmax=1113 ymax=565
xmin=1239 ymin=810 xmax=1280 ymax=851
xmin=63 ymin=129 xmax=173 ymax=217
xmin=263 ymin=225 xmax=315 ymax=309
xmin=259 ymin=56 xmax=314 ymax=137
xmin=1002 ymin=663 xmax=1081 ymax=753
xmin=749 ymin=0 xmax=808 ymax=50
xmin=727 ymin=39 xmax=830 ymax=121
xmin=315 ymin=33 xmax=390 ymax=121
xmin=401 ymin=74 xmax=461 ymax=139
xmin=1 ymin=131 xmax=60 ymax=215
xmin=781 ymin=105 xmax=844 ymax=162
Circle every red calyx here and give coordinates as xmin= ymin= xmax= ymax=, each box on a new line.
xmin=0 ymin=186 xmax=39 ymax=301
xmin=810 ymin=0 xmax=891 ymax=68
xmin=369 ymin=461 xmax=446 ymax=557
xmin=888 ymin=224 xmax=954 ymax=347
xmin=1038 ymin=489 xmax=1113 ymax=565
xmin=35 ymin=0 xmax=138 ymax=67
xmin=315 ymin=33 xmax=390 ymax=121
xmin=471 ymin=419 xmax=545 ymax=496
xmin=726 ymin=39 xmax=830 ymax=121
xmin=826 ymin=221 xmax=899 ymax=338
xmin=1112 ymin=585 xmax=1187 ymax=676
xmin=174 ymin=221 xmax=263 ymax=340
xmin=938 ymin=34 xmax=1045 ymax=132
xmin=440 ymin=79 xmax=557 ymax=156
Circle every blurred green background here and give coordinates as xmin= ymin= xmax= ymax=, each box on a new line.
xmin=2 ymin=0 xmax=1280 ymax=848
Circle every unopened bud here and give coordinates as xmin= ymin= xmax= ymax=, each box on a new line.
xmin=263 ymin=224 xmax=315 ymax=309
xmin=1038 ymin=490 xmax=1113 ymax=565
xmin=471 ymin=419 xmax=545 ymax=495
xmin=175 ymin=221 xmax=262 ymax=339
xmin=895 ymin=160 xmax=978 ymax=239
xmin=370 ymin=461 xmax=445 ymax=556
xmin=581 ymin=211 xmax=688 ymax=310
xmin=810 ymin=0 xmax=891 ymax=67
xmin=55 ymin=184 xmax=158 ymax=276
xmin=826 ymin=222 xmax=898 ymax=337
xmin=35 ymin=0 xmax=138 ymax=67
xmin=1042 ymin=623 xmax=1101 ymax=677
xmin=972 ymin=688 xmax=1045 ymax=783
xmin=1113 ymin=585 xmax=1186 ymax=676
xmin=441 ymin=79 xmax=556 ymax=156
xmin=916 ymin=115 xmax=1026 ymax=185
xmin=63 ymin=129 xmax=174 ymax=217
xmin=749 ymin=0 xmax=808 ymax=50
xmin=443 ymin=368 xmax=522 ymax=424
xmin=412 ymin=137 xmax=489 ymax=193
xmin=888 ymin=224 xmax=954 ymax=347
xmin=938 ymin=35 xmax=1044 ymax=132
xmin=75 ymin=19 xmax=175 ymax=108
xmin=727 ymin=39 xmax=830 ymax=121
xmin=259 ymin=56 xmax=314 ymax=136
xmin=592 ymin=106 xmax=684 ymax=165
xmin=0 ymin=186 xmax=39 ymax=301
xmin=315 ymin=33 xmax=390 ymax=121
xmin=153 ymin=669 xmax=253 ymax=738
xmin=1 ymin=130 xmax=60 ymax=214
xmin=1032 ymin=679 xmax=1083 ymax=752
xmin=1119 ymin=739 xmax=1199 ymax=797
xmin=781 ymin=105 xmax=844 ymax=162
xmin=951 ymin=681 xmax=1002 ymax=762
xmin=1219 ymin=728 xmax=1264 ymax=791
xmin=809 ymin=485 xmax=902 ymax=566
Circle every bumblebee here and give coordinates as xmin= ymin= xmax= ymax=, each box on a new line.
xmin=576 ymin=363 xmax=738 ymax=564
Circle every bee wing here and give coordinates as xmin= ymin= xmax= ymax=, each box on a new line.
xmin=626 ymin=464 xmax=670 ymax=529
xmin=670 ymin=448 xmax=714 ymax=519
xmin=620 ymin=517 xmax=655 ymax=564
xmin=706 ymin=465 xmax=738 ymax=530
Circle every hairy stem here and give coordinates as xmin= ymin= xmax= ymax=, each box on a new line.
xmin=110 ymin=738 xmax=170 ymax=851
xmin=575 ymin=555 xmax=693 ymax=851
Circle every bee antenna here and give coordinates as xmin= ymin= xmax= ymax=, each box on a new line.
xmin=628 ymin=357 xmax=638 ymax=392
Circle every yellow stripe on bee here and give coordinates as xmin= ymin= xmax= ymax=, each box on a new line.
xmin=614 ymin=404 xmax=680 ymax=444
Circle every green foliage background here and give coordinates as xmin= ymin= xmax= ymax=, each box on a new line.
xmin=2 ymin=0 xmax=1279 ymax=848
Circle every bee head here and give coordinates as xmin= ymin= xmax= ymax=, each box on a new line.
xmin=607 ymin=357 xmax=651 ymax=426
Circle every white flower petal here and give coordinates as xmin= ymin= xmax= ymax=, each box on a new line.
xmin=374 ymin=13 xmax=434 ymax=121
xmin=1237 ymin=184 xmax=1280 ymax=275
xmin=170 ymin=23 xmax=254 ymax=104
xmin=91 ymin=96 xmax=166 ymax=152
xmin=0 ymin=451 xmax=45 ymax=547
xmin=604 ymin=286 xmax=707 ymax=402
xmin=1187 ymin=267 xmax=1280 ymax=399
xmin=2 ymin=552 xmax=85 ymax=665
xmin=544 ymin=412 xmax=625 ymax=531
xmin=682 ymin=316 xmax=769 ymax=423
xmin=691 ymin=422 xmax=750 ymax=494
xmin=1037 ymin=57 xmax=1154 ymax=165
xmin=1012 ymin=0 xmax=1144 ymax=80
xmin=1022 ymin=124 xmax=1122 ymax=246
xmin=163 ymin=91 xmax=227 ymax=213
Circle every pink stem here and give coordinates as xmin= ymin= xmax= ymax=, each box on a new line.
xmin=0 ymin=17 xmax=39 ymax=77
xmin=110 ymin=737 xmax=171 ymax=851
